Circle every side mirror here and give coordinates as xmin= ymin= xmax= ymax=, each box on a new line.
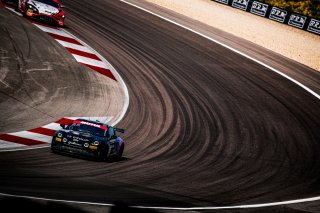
xmin=60 ymin=123 xmax=65 ymax=129
xmin=59 ymin=4 xmax=65 ymax=8
xmin=114 ymin=128 xmax=125 ymax=134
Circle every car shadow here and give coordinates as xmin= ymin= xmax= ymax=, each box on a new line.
xmin=51 ymin=149 xmax=130 ymax=163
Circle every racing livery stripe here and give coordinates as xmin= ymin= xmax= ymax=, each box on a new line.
xmin=80 ymin=64 xmax=116 ymax=81
xmin=28 ymin=127 xmax=57 ymax=137
xmin=0 ymin=134 xmax=47 ymax=146
xmin=65 ymin=47 xmax=101 ymax=60
xmin=47 ymin=32 xmax=82 ymax=45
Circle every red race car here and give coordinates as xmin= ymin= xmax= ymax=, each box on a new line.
xmin=17 ymin=0 xmax=65 ymax=27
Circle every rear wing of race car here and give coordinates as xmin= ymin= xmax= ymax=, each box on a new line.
xmin=114 ymin=128 xmax=125 ymax=134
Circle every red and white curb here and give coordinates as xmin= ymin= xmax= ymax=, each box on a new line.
xmin=0 ymin=117 xmax=113 ymax=150
xmin=3 ymin=4 xmax=117 ymax=81
xmin=35 ymin=24 xmax=117 ymax=81
xmin=0 ymin=4 xmax=129 ymax=151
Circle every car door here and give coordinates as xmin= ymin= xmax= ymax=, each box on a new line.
xmin=106 ymin=127 xmax=117 ymax=156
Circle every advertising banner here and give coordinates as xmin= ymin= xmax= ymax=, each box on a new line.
xmin=212 ymin=0 xmax=320 ymax=35
xmin=269 ymin=7 xmax=287 ymax=23
xmin=232 ymin=0 xmax=250 ymax=11
xmin=250 ymin=1 xmax=268 ymax=17
xmin=214 ymin=0 xmax=230 ymax=5
xmin=307 ymin=19 xmax=320 ymax=34
xmin=288 ymin=14 xmax=307 ymax=29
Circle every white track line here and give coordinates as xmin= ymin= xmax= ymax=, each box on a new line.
xmin=0 ymin=145 xmax=50 ymax=152
xmin=120 ymin=0 xmax=320 ymax=101
xmin=1 ymin=191 xmax=320 ymax=211
xmin=0 ymin=192 xmax=114 ymax=206
xmin=5 ymin=7 xmax=22 ymax=16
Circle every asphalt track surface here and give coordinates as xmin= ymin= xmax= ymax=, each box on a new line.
xmin=1 ymin=0 xmax=320 ymax=212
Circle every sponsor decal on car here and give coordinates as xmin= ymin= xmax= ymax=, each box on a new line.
xmin=72 ymin=136 xmax=89 ymax=142
xmin=68 ymin=141 xmax=82 ymax=147
xmin=74 ymin=120 xmax=108 ymax=130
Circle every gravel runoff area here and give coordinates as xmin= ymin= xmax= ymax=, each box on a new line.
xmin=145 ymin=0 xmax=320 ymax=72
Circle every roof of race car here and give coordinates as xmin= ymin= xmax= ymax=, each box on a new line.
xmin=31 ymin=0 xmax=59 ymax=8
xmin=74 ymin=119 xmax=109 ymax=130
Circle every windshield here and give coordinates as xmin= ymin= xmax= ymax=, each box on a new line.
xmin=69 ymin=123 xmax=105 ymax=136
xmin=34 ymin=0 xmax=59 ymax=8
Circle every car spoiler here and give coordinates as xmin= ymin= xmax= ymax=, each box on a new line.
xmin=114 ymin=128 xmax=125 ymax=133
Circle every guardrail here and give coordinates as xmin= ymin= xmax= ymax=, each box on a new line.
xmin=213 ymin=0 xmax=320 ymax=36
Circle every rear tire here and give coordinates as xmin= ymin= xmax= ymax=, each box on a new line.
xmin=115 ymin=144 xmax=124 ymax=160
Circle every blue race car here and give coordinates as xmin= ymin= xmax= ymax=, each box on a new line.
xmin=51 ymin=119 xmax=125 ymax=161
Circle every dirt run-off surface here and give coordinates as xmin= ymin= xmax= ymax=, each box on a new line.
xmin=145 ymin=0 xmax=320 ymax=72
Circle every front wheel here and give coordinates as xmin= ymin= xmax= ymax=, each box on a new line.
xmin=50 ymin=140 xmax=57 ymax=153
xmin=97 ymin=145 xmax=109 ymax=162
xmin=14 ymin=0 xmax=20 ymax=11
